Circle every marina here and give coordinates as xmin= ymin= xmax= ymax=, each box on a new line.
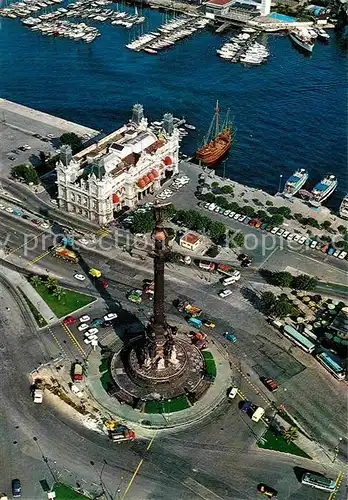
xmin=217 ymin=28 xmax=269 ymax=65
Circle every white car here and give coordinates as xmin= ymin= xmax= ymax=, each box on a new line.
xmin=287 ymin=234 xmax=295 ymax=240
xmin=277 ymin=229 xmax=284 ymax=237
xmin=333 ymin=249 xmax=341 ymax=257
xmin=219 ymin=289 xmax=233 ymax=298
xmin=234 ymin=213 xmax=240 ymax=220
xmin=85 ymin=328 xmax=98 ymax=336
xmin=180 ymin=176 xmax=190 ymax=181
xmin=229 ymin=212 xmax=236 ymax=218
xmin=214 ymin=206 xmax=221 ymax=213
xmin=104 ymin=313 xmax=118 ymax=321
xmin=74 ymin=273 xmax=86 ymax=281
xmin=78 ymin=238 xmax=89 ymax=245
xmin=84 ymin=335 xmax=98 ymax=344
xmin=310 ymin=241 xmax=318 ymax=249
xmin=298 ymin=236 xmax=307 ymax=244
xmin=46 ymin=133 xmax=54 ymax=139
xmin=5 ymin=207 xmax=13 ymax=213
xmin=23 ymin=144 xmax=31 ymax=150
xmin=338 ymin=251 xmax=347 ymax=259
xmin=228 ymin=387 xmax=238 ymax=399
xmin=40 ymin=223 xmax=50 ymax=229
xmin=50 ymin=199 xmax=58 ymax=205
xmin=79 ymin=315 xmax=91 ymax=323
xmin=78 ymin=323 xmax=89 ymax=332
xmin=203 ymin=203 xmax=210 ymax=209
xmin=224 ymin=210 xmax=231 ymax=216
xmin=293 ymin=234 xmax=300 ymax=242
xmin=0 ymin=204 xmax=5 ymax=210
xmin=282 ymin=231 xmax=290 ymax=238
xmin=271 ymin=227 xmax=279 ymax=234
xmin=238 ymin=215 xmax=246 ymax=222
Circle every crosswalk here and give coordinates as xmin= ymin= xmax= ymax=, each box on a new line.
xmin=96 ymin=226 xmax=111 ymax=236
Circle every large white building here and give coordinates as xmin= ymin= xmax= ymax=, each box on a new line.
xmin=56 ymin=104 xmax=180 ymax=225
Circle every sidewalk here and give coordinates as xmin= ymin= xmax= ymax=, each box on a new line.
xmin=0 ymin=262 xmax=58 ymax=325
xmin=84 ymin=334 xmax=232 ymax=433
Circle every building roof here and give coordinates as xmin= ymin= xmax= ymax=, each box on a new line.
xmin=180 ymin=232 xmax=201 ymax=245
xmin=146 ymin=139 xmax=166 ymax=154
xmin=207 ymin=0 xmax=233 ymax=5
xmin=83 ymin=162 xmax=105 ymax=180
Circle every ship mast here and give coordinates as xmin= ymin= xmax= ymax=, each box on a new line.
xmin=204 ymin=101 xmax=220 ymax=144
xmin=214 ymin=100 xmax=220 ymax=138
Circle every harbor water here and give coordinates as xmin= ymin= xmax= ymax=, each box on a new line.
xmin=0 ymin=4 xmax=347 ymax=208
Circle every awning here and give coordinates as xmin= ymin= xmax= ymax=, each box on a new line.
xmin=112 ymin=193 xmax=120 ymax=204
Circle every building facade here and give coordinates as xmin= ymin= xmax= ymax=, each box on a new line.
xmin=179 ymin=232 xmax=202 ymax=251
xmin=56 ymin=104 xmax=180 ymax=225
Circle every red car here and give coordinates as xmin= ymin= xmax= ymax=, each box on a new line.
xmin=63 ymin=315 xmax=76 ymax=325
xmin=101 ymin=280 xmax=109 ymax=289
xmin=248 ymin=219 xmax=258 ymax=226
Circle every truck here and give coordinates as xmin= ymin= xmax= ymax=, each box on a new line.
xmin=178 ymin=301 xmax=202 ymax=317
xmin=109 ymin=425 xmax=136 ymax=442
xmin=216 ymin=264 xmax=241 ymax=278
xmin=251 ymin=406 xmax=265 ymax=422
xmin=187 ymin=317 xmax=202 ymax=328
xmin=72 ymin=362 xmax=83 ymax=382
xmin=198 ymin=260 xmax=215 ymax=271
xmin=32 ymin=378 xmax=44 ymax=403
xmin=52 ymin=245 xmax=79 ymax=264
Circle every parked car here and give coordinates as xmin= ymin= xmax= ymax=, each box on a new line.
xmin=240 ymin=400 xmax=252 ymax=412
xmin=238 ymin=215 xmax=246 ymax=222
xmin=79 ymin=315 xmax=90 ymax=323
xmin=11 ymin=479 xmax=21 ymax=498
xmin=74 ymin=273 xmax=86 ymax=281
xmin=333 ymin=249 xmax=341 ymax=257
xmin=257 ymin=483 xmax=278 ymax=498
xmin=84 ymin=335 xmax=98 ymax=344
xmin=282 ymin=231 xmax=290 ymax=238
xmin=91 ymin=318 xmax=104 ymax=327
xmin=320 ymin=244 xmax=329 ymax=253
xmin=219 ymin=289 xmax=233 ymax=298
xmin=228 ymin=387 xmax=238 ymax=399
xmin=233 ymin=213 xmax=241 ymax=220
xmin=261 ymin=377 xmax=278 ymax=392
xmin=260 ymin=222 xmax=269 ymax=230
xmin=271 ymin=227 xmax=279 ymax=234
xmin=276 ymin=229 xmax=284 ymax=237
xmin=101 ymin=280 xmax=109 ymax=288
xmin=223 ymin=331 xmax=237 ymax=342
xmin=255 ymin=220 xmax=263 ymax=228
xmin=78 ymin=323 xmax=89 ymax=332
xmin=338 ymin=251 xmax=347 ymax=259
xmin=229 ymin=211 xmax=236 ymax=218
xmin=328 ymin=247 xmax=335 ymax=255
xmin=310 ymin=240 xmax=318 ymax=249
xmin=224 ymin=209 xmax=231 ymax=216
xmin=287 ymin=233 xmax=294 ymax=240
xmin=86 ymin=328 xmax=98 ymax=336
xmin=63 ymin=316 xmax=76 ymax=325
xmin=248 ymin=219 xmax=258 ymax=226
xmin=104 ymin=313 xmax=117 ymax=321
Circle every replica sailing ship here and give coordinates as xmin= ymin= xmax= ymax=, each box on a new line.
xmin=196 ymin=101 xmax=235 ymax=166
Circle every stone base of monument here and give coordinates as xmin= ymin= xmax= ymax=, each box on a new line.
xmin=107 ymin=337 xmax=210 ymax=407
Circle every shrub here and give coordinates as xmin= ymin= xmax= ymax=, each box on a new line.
xmin=266 ymin=200 xmax=273 ymax=206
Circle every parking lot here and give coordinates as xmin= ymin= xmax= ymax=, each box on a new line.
xmin=0 ymin=98 xmax=98 ymax=176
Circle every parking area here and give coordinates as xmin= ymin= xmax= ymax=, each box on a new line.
xmin=0 ymin=98 xmax=98 ymax=175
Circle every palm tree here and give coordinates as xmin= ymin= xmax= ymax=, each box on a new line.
xmin=46 ymin=276 xmax=59 ymax=290
xmin=29 ymin=275 xmax=42 ymax=288
xmin=52 ymin=286 xmax=65 ymax=301
xmin=283 ymin=426 xmax=299 ymax=444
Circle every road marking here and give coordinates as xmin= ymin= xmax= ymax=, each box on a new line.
xmin=61 ymin=322 xmax=86 ymax=357
xmin=4 ymin=231 xmax=47 ymax=257
xmin=328 ymin=471 xmax=344 ymax=500
xmin=47 ymin=325 xmax=69 ymax=358
xmin=120 ymin=432 xmax=157 ymax=500
xmin=29 ymin=249 xmax=51 ymax=265
xmin=230 ymin=360 xmax=272 ymax=408
xmin=96 ymin=227 xmax=111 ymax=236
xmin=183 ymin=477 xmax=223 ymax=500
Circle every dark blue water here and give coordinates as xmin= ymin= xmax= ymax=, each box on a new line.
xmin=0 ymin=6 xmax=347 ymax=207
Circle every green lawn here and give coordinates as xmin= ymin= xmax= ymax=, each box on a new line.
xmin=53 ymin=483 xmax=90 ymax=500
xmin=258 ymin=429 xmax=312 ymax=459
xmin=145 ymin=395 xmax=190 ymax=413
xmin=29 ymin=280 xmax=95 ymax=318
xmin=18 ymin=289 xmax=48 ymax=327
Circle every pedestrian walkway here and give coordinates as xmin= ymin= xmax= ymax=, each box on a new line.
xmin=0 ymin=263 xmax=58 ymax=325
xmin=84 ymin=334 xmax=232 ymax=432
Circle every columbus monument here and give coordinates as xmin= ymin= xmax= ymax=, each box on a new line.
xmin=109 ymin=202 xmax=208 ymax=408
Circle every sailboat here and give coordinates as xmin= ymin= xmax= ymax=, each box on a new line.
xmin=195 ymin=101 xmax=235 ymax=166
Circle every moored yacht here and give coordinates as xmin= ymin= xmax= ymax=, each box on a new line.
xmin=289 ymin=28 xmax=314 ymax=53
xmin=309 ymin=175 xmax=337 ymax=206
xmin=339 ymin=193 xmax=348 ymax=219
xmin=282 ymin=168 xmax=309 ymax=198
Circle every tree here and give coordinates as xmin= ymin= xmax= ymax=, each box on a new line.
xmin=201 ymin=192 xmax=215 ymax=204
xmin=270 ymin=214 xmax=284 ymax=226
xmin=337 ymin=225 xmax=347 ymax=235
xmin=304 ymin=217 xmax=320 ymax=229
xmin=261 ymin=291 xmax=277 ymax=311
xmin=270 ymin=271 xmax=293 ymax=288
xmin=46 ymin=276 xmax=59 ymax=290
xmin=220 ymin=185 xmax=233 ymax=195
xmin=211 ymin=182 xmax=220 ymax=189
xmin=11 ymin=164 xmax=40 ymax=185
xmin=228 ymin=201 xmax=240 ymax=212
xmin=29 ymin=275 xmax=42 ymax=288
xmin=60 ymin=132 xmax=83 ymax=154
xmin=215 ymin=196 xmax=230 ymax=210
xmin=321 ymin=220 xmax=332 ymax=230
xmin=241 ymin=205 xmax=256 ymax=218
xmin=229 ymin=230 xmax=244 ymax=249
xmin=132 ymin=211 xmax=155 ymax=234
xmin=206 ymin=245 xmax=219 ymax=258
xmin=266 ymin=200 xmax=273 ymax=206
xmin=294 ymin=213 xmax=304 ymax=222
xmin=164 ymin=204 xmax=176 ymax=220
xmin=282 ymin=426 xmax=299 ymax=444
xmin=257 ymin=210 xmax=268 ymax=220
xmin=292 ymin=274 xmax=318 ymax=291
xmin=273 ymin=299 xmax=296 ymax=319
xmin=39 ymin=151 xmax=46 ymax=165
xmin=209 ymin=221 xmax=226 ymax=243
xmin=337 ymin=240 xmax=348 ymax=252
xmin=52 ymin=286 xmax=66 ymax=301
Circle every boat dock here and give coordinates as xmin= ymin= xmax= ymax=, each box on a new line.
xmin=126 ymin=15 xmax=209 ymax=53
xmin=215 ymin=22 xmax=232 ymax=34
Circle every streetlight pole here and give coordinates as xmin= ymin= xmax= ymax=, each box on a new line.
xmin=33 ymin=437 xmax=57 ymax=484
xmin=278 ymin=174 xmax=283 ymax=194
xmin=90 ymin=460 xmax=113 ymax=500
xmin=332 ymin=437 xmax=343 ymax=463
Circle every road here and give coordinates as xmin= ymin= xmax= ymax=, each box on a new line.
xmin=0 ymin=210 xmax=347 ymax=498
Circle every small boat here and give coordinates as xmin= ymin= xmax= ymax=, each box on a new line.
xmin=185 ymin=124 xmax=196 ymax=130
xmin=289 ymin=28 xmax=314 ymax=53
xmin=282 ymin=168 xmax=309 ymax=198
xmin=309 ymin=175 xmax=337 ymax=206
xmin=144 ymin=48 xmax=157 ymax=54
xmin=316 ymin=27 xmax=330 ymax=41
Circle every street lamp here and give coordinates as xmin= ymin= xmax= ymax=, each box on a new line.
xmin=278 ymin=174 xmax=283 ymax=194
xmin=33 ymin=437 xmax=57 ymax=483
xmin=332 ymin=437 xmax=343 ymax=463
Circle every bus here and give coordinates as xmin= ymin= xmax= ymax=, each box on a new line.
xmin=282 ymin=325 xmax=315 ymax=354
xmin=301 ymin=472 xmax=337 ymax=492
xmin=316 ymin=352 xmax=346 ymax=381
